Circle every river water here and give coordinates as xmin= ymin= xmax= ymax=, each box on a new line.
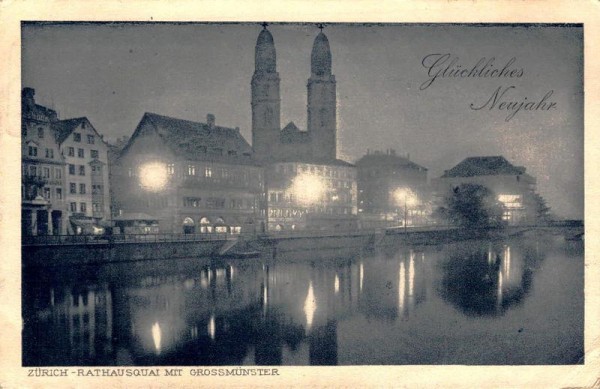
xmin=22 ymin=232 xmax=583 ymax=365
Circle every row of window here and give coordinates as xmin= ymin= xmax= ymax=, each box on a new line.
xmin=69 ymin=202 xmax=87 ymax=213
xmin=183 ymin=197 xmax=255 ymax=209
xmin=27 ymin=144 xmax=101 ymax=160
xmin=268 ymin=206 xmax=352 ymax=218
xmin=69 ymin=183 xmax=87 ymax=194
xmin=71 ymin=132 xmax=95 ymax=145
xmin=69 ymin=164 xmax=86 ymax=176
xmin=38 ymin=187 xmax=62 ymax=200
xmin=274 ymin=164 xmax=355 ymax=179
xmin=66 ymin=147 xmax=99 ymax=159
xmin=69 ymin=202 xmax=103 ymax=213
xmin=24 ymin=165 xmax=62 ymax=180
xmin=23 ymin=164 xmax=105 ymax=180
xmin=91 ymin=184 xmax=104 ymax=195
xmin=128 ymin=164 xmax=261 ymax=184
xmin=268 ymin=190 xmax=353 ymax=204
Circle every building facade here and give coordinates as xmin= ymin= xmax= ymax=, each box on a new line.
xmin=113 ymin=113 xmax=265 ymax=234
xmin=265 ymin=160 xmax=357 ymax=231
xmin=251 ymin=26 xmax=358 ymax=231
xmin=432 ymin=156 xmax=538 ymax=225
xmin=53 ymin=117 xmax=111 ymax=229
xmin=22 ymin=87 xmax=112 ymax=236
xmin=21 ymin=88 xmax=67 ymax=235
xmin=355 ymin=149 xmax=429 ymax=228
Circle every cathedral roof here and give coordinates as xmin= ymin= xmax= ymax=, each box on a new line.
xmin=311 ymin=32 xmax=332 ymax=77
xmin=255 ymin=28 xmax=276 ymax=73
xmin=441 ymin=156 xmax=526 ymax=178
xmin=280 ymin=121 xmax=311 ymax=144
xmin=124 ymin=112 xmax=258 ymax=165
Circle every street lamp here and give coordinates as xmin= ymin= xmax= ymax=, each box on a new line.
xmin=393 ymin=188 xmax=418 ymax=232
xmin=291 ymin=173 xmax=326 ymax=206
xmin=139 ymin=162 xmax=168 ymax=192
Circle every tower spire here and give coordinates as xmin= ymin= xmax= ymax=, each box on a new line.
xmin=251 ymin=25 xmax=281 ymax=161
xmin=307 ymin=28 xmax=337 ymax=160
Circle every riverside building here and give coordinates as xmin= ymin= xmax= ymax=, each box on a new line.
xmin=432 ymin=156 xmax=538 ymax=225
xmin=112 ymin=113 xmax=265 ymax=234
xmin=355 ymin=149 xmax=429 ymax=229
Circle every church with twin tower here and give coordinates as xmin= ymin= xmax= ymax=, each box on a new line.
xmin=252 ymin=25 xmax=358 ymax=231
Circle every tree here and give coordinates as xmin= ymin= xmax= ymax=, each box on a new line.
xmin=531 ymin=192 xmax=551 ymax=224
xmin=435 ymin=183 xmax=504 ymax=229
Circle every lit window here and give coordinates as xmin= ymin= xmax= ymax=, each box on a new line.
xmin=188 ymin=165 xmax=196 ymax=176
xmin=204 ymin=167 xmax=212 ymax=178
xmin=167 ymin=164 xmax=175 ymax=175
xmin=498 ymin=194 xmax=523 ymax=209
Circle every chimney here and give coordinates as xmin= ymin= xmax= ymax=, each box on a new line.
xmin=22 ymin=87 xmax=35 ymax=109
xmin=207 ymin=114 xmax=215 ymax=128
xmin=235 ymin=126 xmax=240 ymax=133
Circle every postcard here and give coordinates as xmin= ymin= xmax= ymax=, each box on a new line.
xmin=1 ymin=1 xmax=599 ymax=388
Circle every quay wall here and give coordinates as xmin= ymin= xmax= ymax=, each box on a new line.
xmin=23 ymin=226 xmax=568 ymax=266
xmin=23 ymin=240 xmax=225 ymax=266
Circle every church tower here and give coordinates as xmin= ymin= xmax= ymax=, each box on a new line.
xmin=251 ymin=25 xmax=281 ymax=161
xmin=307 ymin=29 xmax=337 ymax=160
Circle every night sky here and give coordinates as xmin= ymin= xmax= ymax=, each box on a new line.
xmin=21 ymin=23 xmax=583 ymax=219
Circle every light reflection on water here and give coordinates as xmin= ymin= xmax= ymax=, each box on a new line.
xmin=22 ymin=234 xmax=583 ymax=366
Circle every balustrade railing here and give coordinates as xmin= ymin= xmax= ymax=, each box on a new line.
xmin=22 ymin=224 xmax=457 ymax=246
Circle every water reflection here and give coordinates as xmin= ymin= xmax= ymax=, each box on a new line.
xmin=438 ymin=240 xmax=536 ymax=316
xmin=22 ymin=234 xmax=583 ymax=365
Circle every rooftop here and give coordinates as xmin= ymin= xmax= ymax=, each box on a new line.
xmin=356 ymin=149 xmax=427 ymax=171
xmin=125 ymin=112 xmax=258 ymax=165
xmin=441 ymin=156 xmax=526 ymax=178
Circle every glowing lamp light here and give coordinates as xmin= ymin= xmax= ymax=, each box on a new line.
xmin=304 ymin=282 xmax=317 ymax=332
xmin=151 ymin=322 xmax=162 ymax=354
xmin=139 ymin=162 xmax=168 ymax=191
xmin=292 ymin=173 xmax=326 ymax=205
xmin=208 ymin=315 xmax=216 ymax=340
xmin=393 ymin=188 xmax=418 ymax=207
